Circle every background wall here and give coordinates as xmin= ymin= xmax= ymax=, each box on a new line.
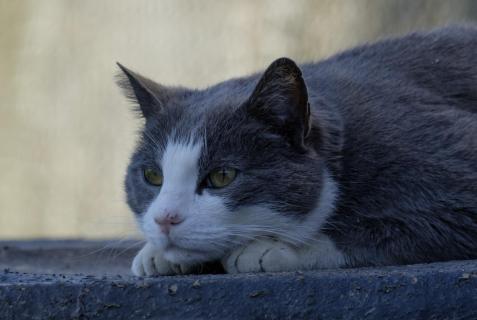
xmin=1 ymin=0 xmax=477 ymax=239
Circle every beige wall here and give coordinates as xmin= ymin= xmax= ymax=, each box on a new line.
xmin=1 ymin=0 xmax=476 ymax=239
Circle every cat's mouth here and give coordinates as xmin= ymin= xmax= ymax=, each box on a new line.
xmin=163 ymin=243 xmax=215 ymax=264
xmin=165 ymin=242 xmax=191 ymax=252
xmin=159 ymin=233 xmax=232 ymax=264
xmin=165 ymin=240 xmax=213 ymax=255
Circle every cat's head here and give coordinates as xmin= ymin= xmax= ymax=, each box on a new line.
xmin=117 ymin=58 xmax=337 ymax=265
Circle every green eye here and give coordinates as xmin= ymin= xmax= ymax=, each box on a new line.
xmin=144 ymin=168 xmax=163 ymax=186
xmin=207 ymin=168 xmax=237 ymax=188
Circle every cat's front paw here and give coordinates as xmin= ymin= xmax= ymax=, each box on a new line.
xmin=131 ymin=242 xmax=194 ymax=276
xmin=222 ymin=239 xmax=300 ymax=273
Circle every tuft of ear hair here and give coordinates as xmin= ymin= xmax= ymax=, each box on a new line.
xmin=246 ymin=57 xmax=311 ymax=151
xmin=116 ymin=63 xmax=165 ymax=118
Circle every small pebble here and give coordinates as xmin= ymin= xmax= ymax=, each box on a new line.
xmin=168 ymin=284 xmax=178 ymax=295
xmin=460 ymin=273 xmax=471 ymax=280
xmin=249 ymin=290 xmax=268 ymax=298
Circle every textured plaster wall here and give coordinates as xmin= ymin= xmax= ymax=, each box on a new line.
xmin=1 ymin=0 xmax=477 ymax=238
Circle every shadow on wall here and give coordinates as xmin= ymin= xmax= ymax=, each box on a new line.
xmin=1 ymin=0 xmax=476 ymax=239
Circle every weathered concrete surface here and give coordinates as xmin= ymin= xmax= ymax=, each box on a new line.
xmin=1 ymin=241 xmax=477 ymax=319
xmin=0 ymin=240 xmax=139 ymax=275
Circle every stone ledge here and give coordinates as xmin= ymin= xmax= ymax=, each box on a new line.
xmin=1 ymin=241 xmax=476 ymax=319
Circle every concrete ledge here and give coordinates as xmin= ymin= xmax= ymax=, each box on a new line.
xmin=1 ymin=241 xmax=476 ymax=319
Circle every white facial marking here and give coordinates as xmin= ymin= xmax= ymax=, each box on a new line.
xmin=226 ymin=168 xmax=339 ymax=247
xmin=305 ymin=168 xmax=339 ymax=233
xmin=142 ymin=139 xmax=202 ymax=247
xmin=141 ymin=138 xmax=234 ymax=264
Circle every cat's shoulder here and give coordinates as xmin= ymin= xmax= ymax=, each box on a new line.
xmin=311 ymin=25 xmax=477 ymax=70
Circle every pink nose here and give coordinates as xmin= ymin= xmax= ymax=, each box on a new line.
xmin=154 ymin=212 xmax=184 ymax=235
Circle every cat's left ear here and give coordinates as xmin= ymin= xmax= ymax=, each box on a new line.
xmin=246 ymin=57 xmax=311 ymax=150
xmin=116 ymin=63 xmax=167 ymax=118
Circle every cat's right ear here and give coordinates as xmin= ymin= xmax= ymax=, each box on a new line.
xmin=245 ymin=57 xmax=311 ymax=151
xmin=116 ymin=63 xmax=165 ymax=118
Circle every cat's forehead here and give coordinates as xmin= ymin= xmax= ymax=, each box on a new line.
xmin=147 ymin=76 xmax=258 ymax=142
xmin=183 ymin=74 xmax=259 ymax=113
xmin=141 ymin=86 xmax=251 ymax=162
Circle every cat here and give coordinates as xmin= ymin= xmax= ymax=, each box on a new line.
xmin=117 ymin=25 xmax=477 ymax=276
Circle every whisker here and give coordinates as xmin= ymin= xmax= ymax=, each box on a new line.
xmin=74 ymin=237 xmax=144 ymax=260
xmin=110 ymin=239 xmax=146 ymax=259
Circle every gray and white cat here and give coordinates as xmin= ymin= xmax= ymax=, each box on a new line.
xmin=117 ymin=26 xmax=477 ymax=276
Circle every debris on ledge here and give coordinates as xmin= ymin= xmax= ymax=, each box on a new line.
xmin=1 ymin=241 xmax=476 ymax=319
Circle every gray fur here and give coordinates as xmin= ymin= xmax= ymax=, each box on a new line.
xmin=118 ymin=25 xmax=477 ymax=268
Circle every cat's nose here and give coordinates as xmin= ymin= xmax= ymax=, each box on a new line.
xmin=154 ymin=212 xmax=184 ymax=235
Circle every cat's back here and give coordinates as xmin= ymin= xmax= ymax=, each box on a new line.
xmin=303 ymin=25 xmax=477 ymax=166
xmin=304 ymin=25 xmax=477 ymax=221
xmin=303 ymin=25 xmax=477 ymax=153
xmin=304 ymin=25 xmax=477 ymax=115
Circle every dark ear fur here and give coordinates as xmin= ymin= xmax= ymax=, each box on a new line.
xmin=246 ymin=57 xmax=311 ymax=150
xmin=116 ymin=63 xmax=165 ymax=118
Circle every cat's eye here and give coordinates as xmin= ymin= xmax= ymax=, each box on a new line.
xmin=144 ymin=168 xmax=163 ymax=186
xmin=207 ymin=168 xmax=237 ymax=188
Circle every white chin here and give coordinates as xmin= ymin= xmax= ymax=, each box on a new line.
xmin=148 ymin=235 xmax=169 ymax=250
xmin=163 ymin=246 xmax=212 ymax=265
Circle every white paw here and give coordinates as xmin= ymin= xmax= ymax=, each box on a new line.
xmin=131 ymin=242 xmax=194 ymax=276
xmin=222 ymin=239 xmax=300 ymax=273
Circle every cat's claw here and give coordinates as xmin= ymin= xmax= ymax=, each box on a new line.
xmin=222 ymin=239 xmax=300 ymax=273
xmin=131 ymin=242 xmax=193 ymax=276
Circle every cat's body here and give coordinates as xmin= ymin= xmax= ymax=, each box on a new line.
xmin=118 ymin=26 xmax=477 ymax=276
